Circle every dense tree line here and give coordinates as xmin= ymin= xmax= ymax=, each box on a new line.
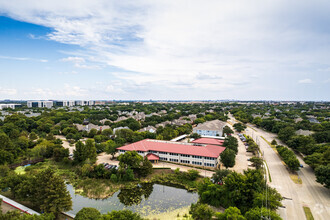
xmin=194 ymin=169 xmax=282 ymax=219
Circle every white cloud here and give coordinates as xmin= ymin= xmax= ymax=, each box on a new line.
xmin=298 ymin=78 xmax=313 ymax=84
xmin=0 ymin=0 xmax=330 ymax=99
xmin=58 ymin=70 xmax=78 ymax=75
xmin=60 ymin=56 xmax=85 ymax=63
xmin=0 ymin=55 xmax=48 ymax=62
xmin=0 ymin=88 xmax=17 ymax=95
xmin=60 ymin=56 xmax=100 ymax=69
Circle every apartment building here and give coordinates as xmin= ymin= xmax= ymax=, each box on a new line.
xmin=193 ymin=119 xmax=226 ymax=137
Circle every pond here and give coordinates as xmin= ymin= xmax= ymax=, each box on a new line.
xmin=66 ymin=183 xmax=198 ymax=217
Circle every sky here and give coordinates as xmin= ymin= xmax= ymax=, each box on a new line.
xmin=0 ymin=0 xmax=329 ymax=101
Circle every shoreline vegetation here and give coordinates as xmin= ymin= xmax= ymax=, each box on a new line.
xmin=10 ymin=159 xmax=200 ymax=200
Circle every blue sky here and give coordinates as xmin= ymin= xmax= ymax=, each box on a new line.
xmin=0 ymin=0 xmax=329 ymax=101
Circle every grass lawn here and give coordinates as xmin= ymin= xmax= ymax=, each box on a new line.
xmin=303 ymin=206 xmax=314 ymax=220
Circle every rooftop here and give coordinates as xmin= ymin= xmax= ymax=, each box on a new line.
xmin=194 ymin=119 xmax=226 ymax=131
xmin=191 ymin=138 xmax=224 ymax=146
xmin=117 ymin=139 xmax=226 ymax=158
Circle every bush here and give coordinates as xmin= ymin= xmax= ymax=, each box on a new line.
xmin=190 ymin=203 xmax=214 ymax=220
xmin=75 ymin=207 xmax=101 ymax=220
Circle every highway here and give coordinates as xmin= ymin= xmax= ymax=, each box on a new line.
xmin=228 ymin=115 xmax=330 ymax=220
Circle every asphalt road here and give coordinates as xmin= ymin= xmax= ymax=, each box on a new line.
xmin=228 ymin=115 xmax=330 ymax=220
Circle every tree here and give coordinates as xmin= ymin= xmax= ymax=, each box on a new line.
xmin=212 ymin=169 xmax=231 ymax=184
xmin=75 ymin=207 xmax=101 ymax=220
xmin=187 ymin=169 xmax=200 ymax=181
xmin=190 ymin=203 xmax=214 ymax=220
xmin=220 ymin=149 xmax=236 ymax=168
xmin=304 ymin=153 xmax=323 ymax=169
xmin=102 ymin=128 xmax=113 ymax=137
xmin=74 ymin=140 xmax=97 ymax=164
xmin=249 ymin=157 xmax=263 ymax=169
xmin=223 ymin=136 xmax=238 ymax=154
xmin=223 ymin=126 xmax=234 ymax=136
xmin=215 ymin=207 xmax=245 ymax=220
xmin=88 ymin=128 xmax=98 ymax=138
xmin=315 ymin=165 xmax=330 ymax=188
xmin=118 ymin=151 xmax=143 ymax=170
xmin=138 ymin=157 xmax=153 ymax=177
xmin=33 ymin=168 xmax=72 ymax=215
xmin=278 ymin=126 xmax=295 ymax=142
xmin=29 ymin=132 xmax=38 ymax=140
xmin=102 ymin=210 xmax=143 ymax=220
xmin=190 ymin=133 xmax=201 ymax=139
xmin=233 ymin=123 xmax=246 ymax=132
xmin=110 ymin=174 xmax=118 ymax=182
xmin=271 ymin=139 xmax=277 ymax=145
xmin=105 ymin=140 xmax=118 ymax=159
xmin=244 ymin=207 xmax=281 ymax=220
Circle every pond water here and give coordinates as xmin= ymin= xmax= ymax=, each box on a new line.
xmin=67 ymin=183 xmax=198 ymax=217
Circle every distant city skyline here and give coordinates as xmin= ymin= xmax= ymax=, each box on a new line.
xmin=0 ymin=1 xmax=329 ymax=101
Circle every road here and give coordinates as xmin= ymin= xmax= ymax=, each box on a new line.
xmin=228 ymin=115 xmax=330 ymax=220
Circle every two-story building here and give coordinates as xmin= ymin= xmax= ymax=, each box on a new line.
xmin=193 ymin=119 xmax=226 ymax=137
xmin=117 ymin=139 xmax=226 ymax=168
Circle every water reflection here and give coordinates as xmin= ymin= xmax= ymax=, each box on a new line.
xmin=67 ymin=183 xmax=198 ymax=216
xmin=118 ymin=183 xmax=153 ymax=206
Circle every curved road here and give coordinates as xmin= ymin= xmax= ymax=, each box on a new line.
xmin=228 ymin=115 xmax=330 ymax=220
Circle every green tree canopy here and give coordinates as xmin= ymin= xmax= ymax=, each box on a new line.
xmin=220 ymin=149 xmax=236 ymax=168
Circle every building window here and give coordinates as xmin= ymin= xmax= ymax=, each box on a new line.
xmin=159 ymin=151 xmax=168 ymax=155
xmin=137 ymin=151 xmax=144 ymax=154
xmin=149 ymin=150 xmax=158 ymax=154
xmin=204 ymin=157 xmax=215 ymax=160
xmin=180 ymin=160 xmax=190 ymax=164
xmin=170 ymin=153 xmax=178 ymax=156
xmin=119 ymin=150 xmax=126 ymax=153
xmin=192 ymin=155 xmax=202 ymax=159
xmin=204 ymin=163 xmax=215 ymax=167
xmin=192 ymin=161 xmax=202 ymax=165
xmin=181 ymin=154 xmax=190 ymax=157
xmin=160 ymin=157 xmax=168 ymax=161
xmin=170 ymin=158 xmax=178 ymax=162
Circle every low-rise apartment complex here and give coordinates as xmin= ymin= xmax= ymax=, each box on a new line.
xmin=117 ymin=139 xmax=226 ymax=168
xmin=193 ymin=119 xmax=226 ymax=137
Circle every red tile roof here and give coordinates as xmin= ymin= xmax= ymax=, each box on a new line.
xmin=191 ymin=138 xmax=224 ymax=146
xmin=146 ymin=153 xmax=159 ymax=160
xmin=117 ymin=139 xmax=226 ymax=158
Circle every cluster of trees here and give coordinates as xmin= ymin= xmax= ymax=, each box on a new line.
xmin=189 ymin=203 xmax=281 ymax=220
xmin=220 ymin=136 xmax=239 ymax=168
xmin=118 ymin=151 xmax=153 ymax=178
xmin=276 ymin=145 xmax=300 ymax=171
xmin=0 ymin=168 xmax=72 ymax=216
xmin=74 ymin=207 xmax=143 ymax=220
xmin=193 ymin=112 xmax=228 ymax=125
xmin=233 ymin=123 xmax=246 ymax=132
xmin=196 ymin=169 xmax=282 ymax=219
xmin=155 ymin=124 xmax=192 ymax=140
